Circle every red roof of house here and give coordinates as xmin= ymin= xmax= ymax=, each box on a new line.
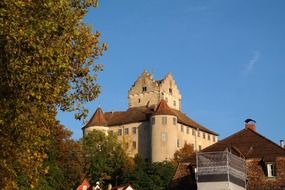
xmin=202 ymin=127 xmax=285 ymax=160
xmin=76 ymin=179 xmax=91 ymax=190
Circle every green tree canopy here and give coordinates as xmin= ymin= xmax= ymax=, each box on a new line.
xmin=0 ymin=0 xmax=105 ymax=188
xmin=81 ymin=130 xmax=130 ymax=188
xmin=122 ymin=155 xmax=176 ymax=190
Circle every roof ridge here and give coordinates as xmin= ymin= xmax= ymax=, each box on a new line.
xmin=246 ymin=128 xmax=285 ymax=153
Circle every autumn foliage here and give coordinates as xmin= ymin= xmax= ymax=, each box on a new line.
xmin=0 ymin=0 xmax=105 ymax=189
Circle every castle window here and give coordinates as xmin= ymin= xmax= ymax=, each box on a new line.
xmin=162 ymin=117 xmax=167 ymax=125
xmin=181 ymin=125 xmax=184 ymax=132
xmin=266 ymin=163 xmax=276 ymax=177
xmin=161 ymin=132 xmax=167 ymax=142
xmin=151 ymin=117 xmax=155 ymax=125
xmin=213 ymin=136 xmax=215 ymax=142
xmin=203 ymin=132 xmax=205 ymax=139
xmin=125 ymin=142 xmax=129 ymax=149
xmin=177 ymin=139 xmax=180 ymax=148
xmin=118 ymin=129 xmax=122 ymax=136
xmin=173 ymin=117 xmax=177 ymax=125
xmin=199 ymin=145 xmax=202 ymax=151
xmin=124 ymin=128 xmax=129 ymax=135
xmin=198 ymin=131 xmax=200 ymax=137
xmin=169 ymin=88 xmax=172 ymax=95
xmin=208 ymin=134 xmax=211 ymax=140
xmin=132 ymin=127 xmax=137 ymax=134
xmin=186 ymin=127 xmax=189 ymax=134
xmin=138 ymin=98 xmax=141 ymax=103
xmin=132 ymin=141 xmax=137 ymax=149
xmin=173 ymin=100 xmax=176 ymax=107
xmin=192 ymin=129 xmax=195 ymax=136
xmin=142 ymin=86 xmax=147 ymax=92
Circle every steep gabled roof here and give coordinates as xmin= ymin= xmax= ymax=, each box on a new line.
xmin=153 ymin=99 xmax=176 ymax=116
xmin=202 ymin=128 xmax=285 ymax=160
xmin=85 ymin=107 xmax=107 ymax=127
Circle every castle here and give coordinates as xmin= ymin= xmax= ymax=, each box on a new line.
xmin=83 ymin=71 xmax=218 ymax=162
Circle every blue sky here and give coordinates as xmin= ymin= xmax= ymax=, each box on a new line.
xmin=57 ymin=0 xmax=285 ymax=144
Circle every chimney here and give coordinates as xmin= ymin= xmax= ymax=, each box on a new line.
xmin=244 ymin=118 xmax=256 ymax=131
xmin=280 ymin=140 xmax=285 ymax=148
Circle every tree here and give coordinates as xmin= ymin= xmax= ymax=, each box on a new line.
xmin=173 ymin=143 xmax=195 ymax=163
xmin=38 ymin=123 xmax=84 ymax=190
xmin=122 ymin=155 xmax=176 ymax=190
xmin=81 ymin=130 xmax=129 ymax=188
xmin=0 ymin=0 xmax=105 ymax=188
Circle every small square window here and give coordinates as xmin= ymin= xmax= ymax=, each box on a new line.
xmin=208 ymin=134 xmax=211 ymax=140
xmin=162 ymin=117 xmax=167 ymax=125
xmin=161 ymin=132 xmax=167 ymax=142
xmin=142 ymin=86 xmax=147 ymax=92
xmin=124 ymin=128 xmax=129 ymax=135
xmin=132 ymin=127 xmax=136 ymax=134
xmin=125 ymin=142 xmax=129 ymax=149
xmin=177 ymin=139 xmax=180 ymax=148
xmin=181 ymin=125 xmax=184 ymax=132
xmin=132 ymin=141 xmax=137 ymax=149
xmin=186 ymin=127 xmax=189 ymax=134
xmin=173 ymin=117 xmax=177 ymax=125
xmin=118 ymin=129 xmax=122 ymax=136
xmin=192 ymin=129 xmax=195 ymax=136
xmin=138 ymin=98 xmax=141 ymax=103
xmin=266 ymin=163 xmax=276 ymax=177
xmin=169 ymin=88 xmax=173 ymax=94
xmin=152 ymin=117 xmax=155 ymax=125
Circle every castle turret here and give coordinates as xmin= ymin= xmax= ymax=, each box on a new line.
xmin=82 ymin=107 xmax=109 ymax=136
xmin=151 ymin=100 xmax=178 ymax=162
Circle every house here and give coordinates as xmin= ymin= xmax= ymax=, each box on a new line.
xmin=169 ymin=120 xmax=285 ymax=190
xmin=111 ymin=183 xmax=136 ymax=190
xmin=76 ymin=179 xmax=92 ymax=190
xmin=82 ymin=70 xmax=218 ymax=162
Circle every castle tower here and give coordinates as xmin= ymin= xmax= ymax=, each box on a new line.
xmin=151 ymin=100 xmax=178 ymax=162
xmin=82 ymin=107 xmax=109 ymax=136
xmin=128 ymin=70 xmax=182 ymax=110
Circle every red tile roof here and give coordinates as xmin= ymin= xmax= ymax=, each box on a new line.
xmin=153 ymin=99 xmax=176 ymax=116
xmin=84 ymin=101 xmax=217 ymax=135
xmin=76 ymin=179 xmax=91 ymax=190
xmin=202 ymin=128 xmax=285 ymax=160
xmin=85 ymin=107 xmax=107 ymax=127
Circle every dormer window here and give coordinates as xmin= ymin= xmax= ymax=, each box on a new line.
xmin=142 ymin=86 xmax=147 ymax=92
